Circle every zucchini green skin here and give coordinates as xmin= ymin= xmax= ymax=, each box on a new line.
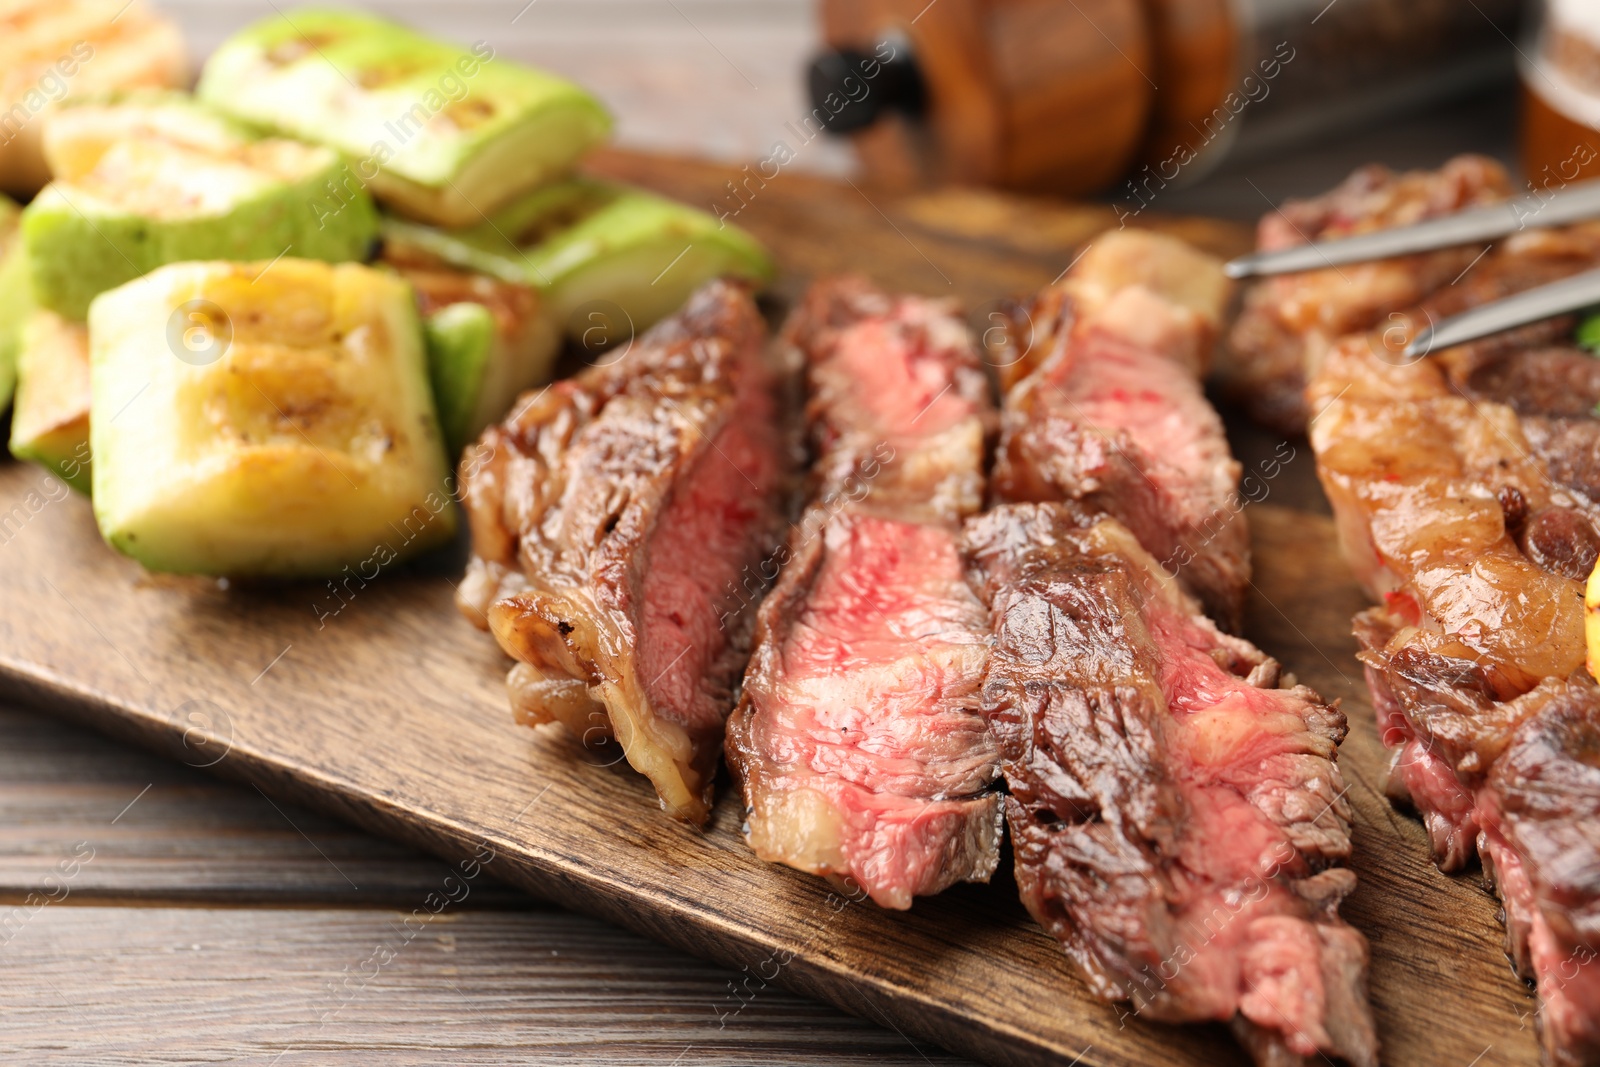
xmin=422 ymin=301 xmax=495 ymax=453
xmin=8 ymin=310 xmax=92 ymax=496
xmin=23 ymin=156 xmax=377 ymax=321
xmin=0 ymin=195 xmax=23 ymax=412
xmin=383 ymin=178 xmax=773 ymax=336
xmin=196 ymin=8 xmax=611 ymax=226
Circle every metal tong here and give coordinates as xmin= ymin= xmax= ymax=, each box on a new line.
xmin=1222 ymin=177 xmax=1600 ymax=360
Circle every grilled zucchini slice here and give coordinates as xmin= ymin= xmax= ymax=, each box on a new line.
xmin=22 ymin=93 xmax=379 ymax=320
xmin=89 ymin=259 xmax=456 ymax=577
xmin=0 ymin=0 xmax=188 ymax=196
xmin=196 ymin=8 xmax=611 ymax=228
xmin=8 ymin=308 xmax=92 ymax=494
xmin=384 ymin=249 xmax=559 ymax=455
xmin=0 ymin=195 xmax=25 ymax=411
xmin=382 ymin=178 xmax=773 ymax=339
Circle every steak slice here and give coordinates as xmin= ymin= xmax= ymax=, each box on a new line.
xmin=787 ymin=274 xmax=994 ymax=522
xmin=1482 ymin=687 xmax=1600 ymax=1067
xmin=1359 ymin=613 xmax=1600 ymax=1066
xmin=1309 ymin=240 xmax=1600 ymax=1065
xmin=1220 ymin=155 xmax=1513 ymax=434
xmin=457 ymin=280 xmax=789 ymax=824
xmin=991 ymin=230 xmax=1248 ymax=631
xmin=725 ymin=277 xmax=1003 ymax=909
xmin=963 ymin=503 xmax=1375 ymax=1067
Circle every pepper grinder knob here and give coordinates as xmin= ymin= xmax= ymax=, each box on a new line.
xmin=806 ymin=45 xmax=927 ymax=135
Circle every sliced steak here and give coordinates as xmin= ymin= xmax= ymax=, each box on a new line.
xmin=1482 ymin=687 xmax=1600 ymax=1067
xmin=1310 ymin=241 xmax=1600 ymax=1065
xmin=457 ymin=280 xmax=790 ymax=824
xmin=1360 ymin=616 xmax=1600 ymax=1066
xmin=1221 ymin=155 xmax=1513 ymax=433
xmin=789 ymin=274 xmax=994 ymax=521
xmin=963 ymin=503 xmax=1375 ymax=1067
xmin=991 ymin=230 xmax=1249 ymax=631
xmin=725 ymin=277 xmax=1002 ymax=909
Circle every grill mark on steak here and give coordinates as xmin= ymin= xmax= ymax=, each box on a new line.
xmin=1310 ymin=239 xmax=1600 ymax=1064
xmin=991 ymin=230 xmax=1249 ymax=632
xmin=1220 ymin=155 xmax=1513 ymax=434
xmin=456 ymin=280 xmax=790 ymax=824
xmin=963 ymin=503 xmax=1376 ymax=1067
xmin=725 ymin=276 xmax=1002 ymax=909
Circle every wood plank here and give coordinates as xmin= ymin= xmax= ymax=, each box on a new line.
xmin=0 ymin=150 xmax=1539 ymax=1066
xmin=0 ymin=906 xmax=970 ymax=1065
xmin=0 ymin=705 xmax=525 ymax=906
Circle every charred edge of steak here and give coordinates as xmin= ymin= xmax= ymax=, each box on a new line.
xmin=990 ymin=284 xmax=1073 ymax=397
xmin=990 ymin=232 xmax=1249 ymax=633
xmin=965 ymin=503 xmax=1376 ymax=1067
xmin=459 ymin=280 xmax=790 ymax=825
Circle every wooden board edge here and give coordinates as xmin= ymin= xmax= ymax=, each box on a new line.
xmin=0 ymin=656 xmax=1083 ymax=1067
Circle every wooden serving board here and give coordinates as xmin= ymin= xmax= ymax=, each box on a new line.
xmin=0 ymin=150 xmax=1540 ymax=1067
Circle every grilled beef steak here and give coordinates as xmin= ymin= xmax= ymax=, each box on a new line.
xmin=725 ymin=277 xmax=1003 ymax=909
xmin=1222 ymin=155 xmax=1513 ymax=434
xmin=963 ymin=503 xmax=1376 ymax=1067
xmin=991 ymin=230 xmax=1249 ymax=630
xmin=1310 ymin=240 xmax=1600 ymax=1064
xmin=1482 ymin=687 xmax=1600 ymax=1066
xmin=457 ymin=280 xmax=789 ymax=824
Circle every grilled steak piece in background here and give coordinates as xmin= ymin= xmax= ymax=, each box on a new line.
xmin=1220 ymin=154 xmax=1512 ymax=434
xmin=725 ymin=277 xmax=1003 ymax=909
xmin=963 ymin=503 xmax=1376 ymax=1067
xmin=457 ymin=280 xmax=790 ymax=824
xmin=1482 ymin=687 xmax=1600 ymax=1066
xmin=1309 ymin=251 xmax=1600 ymax=1063
xmin=990 ymin=230 xmax=1249 ymax=631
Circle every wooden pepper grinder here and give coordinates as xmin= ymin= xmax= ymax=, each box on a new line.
xmin=815 ymin=0 xmax=1523 ymax=199
xmin=812 ymin=0 xmax=1155 ymax=196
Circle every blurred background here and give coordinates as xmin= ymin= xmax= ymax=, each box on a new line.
xmin=141 ymin=0 xmax=1557 ymax=220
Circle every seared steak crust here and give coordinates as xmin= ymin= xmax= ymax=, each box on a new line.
xmin=1221 ymin=155 xmax=1512 ymax=433
xmin=1311 ymin=232 xmax=1600 ymax=1064
xmin=992 ymin=230 xmax=1241 ymax=630
xmin=1359 ymin=608 xmax=1600 ymax=1066
xmin=1484 ymin=688 xmax=1600 ymax=1066
xmin=991 ymin=231 xmax=1249 ymax=631
xmin=964 ymin=503 xmax=1375 ymax=1067
xmin=457 ymin=281 xmax=789 ymax=824
xmin=725 ymin=276 xmax=1002 ymax=909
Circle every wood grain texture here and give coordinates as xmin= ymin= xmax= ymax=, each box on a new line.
xmin=0 ymin=705 xmax=525 ymax=906
xmin=0 ymin=906 xmax=967 ymax=1066
xmin=0 ymin=150 xmax=1539 ymax=1066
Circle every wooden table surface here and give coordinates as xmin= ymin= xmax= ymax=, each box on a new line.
xmin=1 ymin=3 xmax=1525 ymax=1063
